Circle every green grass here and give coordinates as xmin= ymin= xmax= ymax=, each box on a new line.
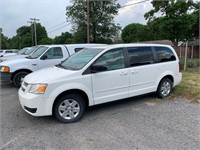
xmin=171 ymin=71 xmax=200 ymax=100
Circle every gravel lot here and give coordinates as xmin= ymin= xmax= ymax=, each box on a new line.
xmin=0 ymin=83 xmax=200 ymax=150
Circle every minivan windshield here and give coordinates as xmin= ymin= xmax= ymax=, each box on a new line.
xmin=59 ymin=48 xmax=103 ymax=70
xmin=28 ymin=46 xmax=48 ymax=59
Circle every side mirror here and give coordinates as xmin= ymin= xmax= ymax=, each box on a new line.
xmin=91 ymin=65 xmax=107 ymax=73
xmin=40 ymin=55 xmax=47 ymax=60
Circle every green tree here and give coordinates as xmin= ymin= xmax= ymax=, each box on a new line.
xmin=66 ymin=0 xmax=121 ymax=43
xmin=16 ymin=23 xmax=48 ymax=48
xmin=144 ymin=0 xmax=198 ymax=48
xmin=122 ymin=23 xmax=155 ymax=43
xmin=39 ymin=37 xmax=53 ymax=44
xmin=54 ymin=32 xmax=74 ymax=44
xmin=0 ymin=29 xmax=9 ymax=49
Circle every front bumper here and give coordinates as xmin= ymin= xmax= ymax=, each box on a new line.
xmin=18 ymin=87 xmax=54 ymax=116
xmin=0 ymin=72 xmax=12 ymax=82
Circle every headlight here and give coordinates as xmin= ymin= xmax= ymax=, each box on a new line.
xmin=29 ymin=84 xmax=48 ymax=94
xmin=0 ymin=66 xmax=10 ymax=72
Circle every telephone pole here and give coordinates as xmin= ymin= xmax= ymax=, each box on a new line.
xmin=27 ymin=21 xmax=34 ymax=46
xmin=30 ymin=18 xmax=39 ymax=45
xmin=87 ymin=0 xmax=90 ymax=43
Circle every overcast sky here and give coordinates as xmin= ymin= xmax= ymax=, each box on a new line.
xmin=0 ymin=0 xmax=153 ymax=38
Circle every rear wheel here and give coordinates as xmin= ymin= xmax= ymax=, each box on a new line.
xmin=157 ymin=78 xmax=173 ymax=98
xmin=13 ymin=71 xmax=29 ymax=88
xmin=54 ymin=94 xmax=85 ymax=123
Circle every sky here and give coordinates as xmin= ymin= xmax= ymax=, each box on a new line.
xmin=0 ymin=0 xmax=153 ymax=38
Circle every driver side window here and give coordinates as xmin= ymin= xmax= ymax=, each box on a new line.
xmin=94 ymin=48 xmax=125 ymax=71
xmin=43 ymin=47 xmax=63 ymax=59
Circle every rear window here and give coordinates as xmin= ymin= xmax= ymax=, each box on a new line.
xmin=127 ymin=47 xmax=154 ymax=67
xmin=154 ymin=47 xmax=176 ymax=62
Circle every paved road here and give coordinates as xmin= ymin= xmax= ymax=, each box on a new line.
xmin=0 ymin=83 xmax=200 ymax=150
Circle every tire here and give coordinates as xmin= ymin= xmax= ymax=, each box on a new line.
xmin=13 ymin=71 xmax=29 ymax=88
xmin=54 ymin=94 xmax=85 ymax=123
xmin=157 ymin=78 xmax=173 ymax=98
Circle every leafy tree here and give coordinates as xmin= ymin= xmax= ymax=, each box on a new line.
xmin=39 ymin=37 xmax=53 ymax=44
xmin=54 ymin=32 xmax=74 ymax=44
xmin=144 ymin=0 xmax=198 ymax=48
xmin=34 ymin=23 xmax=48 ymax=44
xmin=16 ymin=23 xmax=48 ymax=48
xmin=122 ymin=23 xmax=155 ymax=43
xmin=66 ymin=0 xmax=121 ymax=43
xmin=0 ymin=29 xmax=9 ymax=49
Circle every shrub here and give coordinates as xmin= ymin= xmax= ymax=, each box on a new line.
xmin=179 ymin=58 xmax=200 ymax=70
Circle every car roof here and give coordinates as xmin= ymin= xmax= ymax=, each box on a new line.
xmin=89 ymin=43 xmax=172 ymax=50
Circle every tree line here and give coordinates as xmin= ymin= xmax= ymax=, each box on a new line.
xmin=0 ymin=0 xmax=199 ymax=49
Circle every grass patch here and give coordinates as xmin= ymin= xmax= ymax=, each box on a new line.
xmin=171 ymin=71 xmax=200 ymax=100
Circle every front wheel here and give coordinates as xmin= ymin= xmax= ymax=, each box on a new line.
xmin=157 ymin=78 xmax=173 ymax=98
xmin=13 ymin=71 xmax=29 ymax=88
xmin=54 ymin=94 xmax=85 ymax=123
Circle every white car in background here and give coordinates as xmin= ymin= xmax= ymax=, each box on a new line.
xmin=0 ymin=46 xmax=39 ymax=62
xmin=0 ymin=49 xmax=18 ymax=57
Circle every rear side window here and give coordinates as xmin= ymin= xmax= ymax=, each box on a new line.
xmin=127 ymin=47 xmax=154 ymax=67
xmin=154 ymin=47 xmax=176 ymax=62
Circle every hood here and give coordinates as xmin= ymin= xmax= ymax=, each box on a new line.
xmin=0 ymin=57 xmax=34 ymax=66
xmin=24 ymin=66 xmax=77 ymax=83
xmin=0 ymin=55 xmax=27 ymax=62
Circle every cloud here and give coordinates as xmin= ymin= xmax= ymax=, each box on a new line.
xmin=116 ymin=0 xmax=153 ymax=29
xmin=1 ymin=0 xmax=153 ymax=39
xmin=1 ymin=0 xmax=70 ymax=38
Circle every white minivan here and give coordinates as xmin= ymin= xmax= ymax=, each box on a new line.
xmin=18 ymin=44 xmax=182 ymax=123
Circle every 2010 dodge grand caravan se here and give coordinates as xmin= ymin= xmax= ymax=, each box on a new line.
xmin=18 ymin=44 xmax=182 ymax=123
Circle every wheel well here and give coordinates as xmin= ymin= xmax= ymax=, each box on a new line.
xmin=161 ymin=75 xmax=174 ymax=83
xmin=11 ymin=69 xmax=32 ymax=81
xmin=158 ymin=75 xmax=174 ymax=88
xmin=52 ymin=89 xmax=89 ymax=114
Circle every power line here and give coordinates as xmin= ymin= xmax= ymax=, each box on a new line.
xmin=119 ymin=0 xmax=150 ymax=8
xmin=120 ymin=7 xmax=144 ymax=16
xmin=47 ymin=22 xmax=72 ymax=34
xmin=47 ymin=21 xmax=68 ymax=31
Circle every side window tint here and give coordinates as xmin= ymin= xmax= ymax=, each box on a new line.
xmin=128 ymin=47 xmax=154 ymax=67
xmin=44 ymin=47 xmax=63 ymax=59
xmin=94 ymin=48 xmax=125 ymax=71
xmin=74 ymin=48 xmax=84 ymax=52
xmin=155 ymin=47 xmax=176 ymax=62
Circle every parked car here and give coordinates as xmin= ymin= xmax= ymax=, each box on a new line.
xmin=0 ymin=44 xmax=105 ymax=87
xmin=18 ymin=44 xmax=182 ymax=123
xmin=0 ymin=46 xmax=40 ymax=62
xmin=0 ymin=49 xmax=18 ymax=57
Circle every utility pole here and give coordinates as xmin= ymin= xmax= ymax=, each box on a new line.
xmin=87 ymin=0 xmax=90 ymax=43
xmin=27 ymin=21 xmax=34 ymax=46
xmin=30 ymin=18 xmax=39 ymax=45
